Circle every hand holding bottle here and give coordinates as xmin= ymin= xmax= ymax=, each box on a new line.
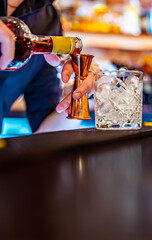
xmin=0 ymin=17 xmax=82 ymax=70
xmin=0 ymin=20 xmax=15 ymax=70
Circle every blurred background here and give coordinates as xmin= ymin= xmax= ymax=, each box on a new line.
xmin=2 ymin=0 xmax=152 ymax=137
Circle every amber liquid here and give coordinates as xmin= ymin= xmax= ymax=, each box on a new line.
xmin=5 ymin=36 xmax=81 ymax=70
xmin=6 ymin=36 xmax=54 ymax=70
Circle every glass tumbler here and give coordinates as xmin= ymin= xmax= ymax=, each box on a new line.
xmin=94 ymin=70 xmax=143 ymax=130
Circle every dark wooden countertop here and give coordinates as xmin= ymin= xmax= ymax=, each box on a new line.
xmin=0 ymin=127 xmax=152 ymax=239
xmin=1 ymin=126 xmax=152 ymax=161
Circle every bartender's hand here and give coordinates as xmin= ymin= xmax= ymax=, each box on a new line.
xmin=0 ymin=20 xmax=15 ymax=70
xmin=44 ymin=54 xmax=100 ymax=114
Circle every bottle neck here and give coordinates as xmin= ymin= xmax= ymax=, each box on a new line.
xmin=31 ymin=35 xmax=82 ymax=55
xmin=31 ymin=35 xmax=53 ymax=54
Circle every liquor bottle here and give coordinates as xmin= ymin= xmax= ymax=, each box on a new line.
xmin=0 ymin=16 xmax=83 ymax=71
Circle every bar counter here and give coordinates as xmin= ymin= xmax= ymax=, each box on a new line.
xmin=0 ymin=127 xmax=152 ymax=239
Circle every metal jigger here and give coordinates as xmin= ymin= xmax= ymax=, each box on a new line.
xmin=67 ymin=54 xmax=94 ymax=120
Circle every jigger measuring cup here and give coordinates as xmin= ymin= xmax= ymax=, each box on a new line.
xmin=67 ymin=54 xmax=94 ymax=120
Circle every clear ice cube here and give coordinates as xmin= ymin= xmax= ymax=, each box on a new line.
xmin=96 ymin=100 xmax=115 ymax=116
xmin=125 ymin=75 xmax=139 ymax=91
xmin=95 ymin=80 xmax=111 ymax=102
xmin=97 ymin=76 xmax=115 ymax=87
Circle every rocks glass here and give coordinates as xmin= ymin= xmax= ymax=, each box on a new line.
xmin=94 ymin=70 xmax=143 ymax=130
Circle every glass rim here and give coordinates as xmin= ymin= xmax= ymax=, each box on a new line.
xmin=95 ymin=70 xmax=143 ymax=77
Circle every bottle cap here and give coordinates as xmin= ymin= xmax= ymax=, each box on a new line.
xmin=51 ymin=36 xmax=75 ymax=54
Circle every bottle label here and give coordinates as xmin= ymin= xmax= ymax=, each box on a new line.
xmin=51 ymin=36 xmax=75 ymax=54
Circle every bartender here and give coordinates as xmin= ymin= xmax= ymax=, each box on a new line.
xmin=0 ymin=0 xmax=96 ymax=133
